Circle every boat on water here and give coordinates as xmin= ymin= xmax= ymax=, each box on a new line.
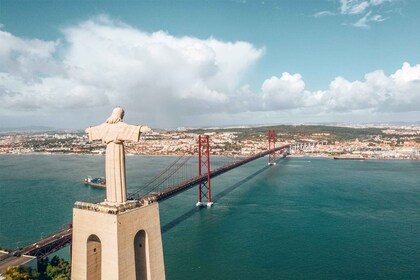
xmin=84 ymin=176 xmax=106 ymax=188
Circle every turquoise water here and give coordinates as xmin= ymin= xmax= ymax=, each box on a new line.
xmin=0 ymin=155 xmax=419 ymax=279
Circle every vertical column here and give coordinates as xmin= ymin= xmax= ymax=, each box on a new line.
xmin=268 ymin=130 xmax=276 ymax=165
xmin=197 ymin=135 xmax=213 ymax=207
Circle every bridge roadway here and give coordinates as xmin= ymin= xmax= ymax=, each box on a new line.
xmin=148 ymin=144 xmax=289 ymax=202
xmin=0 ymin=145 xmax=289 ymax=272
xmin=0 ymin=227 xmax=72 ymax=273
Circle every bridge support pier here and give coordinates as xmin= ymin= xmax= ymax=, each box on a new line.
xmin=268 ymin=130 xmax=276 ymax=166
xmin=71 ymin=202 xmax=165 ymax=280
xmin=197 ymin=135 xmax=213 ymax=207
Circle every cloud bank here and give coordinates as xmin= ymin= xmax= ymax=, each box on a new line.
xmin=261 ymin=63 xmax=420 ymax=114
xmin=0 ymin=16 xmax=264 ymax=125
xmin=0 ymin=16 xmax=419 ymax=127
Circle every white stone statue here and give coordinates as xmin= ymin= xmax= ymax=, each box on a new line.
xmin=85 ymin=107 xmax=151 ymax=205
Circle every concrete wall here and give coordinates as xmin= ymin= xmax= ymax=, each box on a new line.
xmin=71 ymin=203 xmax=165 ymax=280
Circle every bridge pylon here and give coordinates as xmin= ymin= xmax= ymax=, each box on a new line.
xmin=196 ymin=135 xmax=213 ymax=207
xmin=268 ymin=130 xmax=276 ymax=165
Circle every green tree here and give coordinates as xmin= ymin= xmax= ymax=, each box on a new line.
xmin=2 ymin=256 xmax=71 ymax=280
xmin=45 ymin=256 xmax=70 ymax=280
xmin=3 ymin=265 xmax=40 ymax=280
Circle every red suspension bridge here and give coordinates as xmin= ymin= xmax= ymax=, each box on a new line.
xmin=0 ymin=130 xmax=326 ymax=272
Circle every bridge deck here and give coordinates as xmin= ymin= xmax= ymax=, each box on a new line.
xmin=0 ymin=251 xmax=36 ymax=273
xmin=0 ymin=228 xmax=72 ymax=273
xmin=150 ymin=144 xmax=289 ymax=202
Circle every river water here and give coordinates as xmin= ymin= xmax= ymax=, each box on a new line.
xmin=0 ymin=155 xmax=419 ymax=279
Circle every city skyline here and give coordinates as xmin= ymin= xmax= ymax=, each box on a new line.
xmin=0 ymin=0 xmax=419 ymax=129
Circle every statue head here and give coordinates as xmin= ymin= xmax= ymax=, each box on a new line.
xmin=106 ymin=107 xmax=125 ymax=124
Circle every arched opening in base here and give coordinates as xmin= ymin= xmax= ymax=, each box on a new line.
xmin=134 ymin=230 xmax=148 ymax=280
xmin=87 ymin=234 xmax=102 ymax=280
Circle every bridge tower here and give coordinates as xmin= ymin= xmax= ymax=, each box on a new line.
xmin=196 ymin=135 xmax=213 ymax=207
xmin=268 ymin=130 xmax=276 ymax=165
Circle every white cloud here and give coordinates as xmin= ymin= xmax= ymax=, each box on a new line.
xmin=261 ymin=72 xmax=305 ymax=110
xmin=0 ymin=16 xmax=264 ymax=126
xmin=340 ymin=0 xmax=370 ymax=15
xmin=0 ymin=16 xmax=418 ymax=127
xmin=370 ymin=0 xmax=390 ymax=6
xmin=0 ymin=30 xmax=60 ymax=78
xmin=316 ymin=0 xmax=395 ymax=28
xmin=258 ymin=63 xmax=420 ymax=114
xmin=352 ymin=11 xmax=385 ymax=28
xmin=314 ymin=11 xmax=336 ymax=18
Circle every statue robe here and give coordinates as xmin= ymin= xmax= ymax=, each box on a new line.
xmin=86 ymin=122 xmax=141 ymax=204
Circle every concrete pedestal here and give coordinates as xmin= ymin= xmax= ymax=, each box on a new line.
xmin=196 ymin=201 xmax=214 ymax=207
xmin=71 ymin=202 xmax=165 ymax=280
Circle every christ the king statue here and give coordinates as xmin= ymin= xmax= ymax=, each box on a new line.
xmin=85 ymin=107 xmax=151 ymax=205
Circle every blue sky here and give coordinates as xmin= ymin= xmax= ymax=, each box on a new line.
xmin=0 ymin=0 xmax=419 ymax=129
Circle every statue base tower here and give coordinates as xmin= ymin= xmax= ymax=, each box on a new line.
xmin=71 ymin=201 xmax=165 ymax=280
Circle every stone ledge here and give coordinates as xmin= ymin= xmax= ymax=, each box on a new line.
xmin=74 ymin=200 xmax=147 ymax=214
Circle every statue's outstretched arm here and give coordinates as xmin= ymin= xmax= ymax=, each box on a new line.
xmin=85 ymin=125 xmax=104 ymax=142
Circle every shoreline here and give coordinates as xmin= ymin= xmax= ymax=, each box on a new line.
xmin=0 ymin=152 xmax=418 ymax=161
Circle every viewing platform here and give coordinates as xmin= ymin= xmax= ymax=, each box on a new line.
xmin=74 ymin=200 xmax=150 ymax=215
